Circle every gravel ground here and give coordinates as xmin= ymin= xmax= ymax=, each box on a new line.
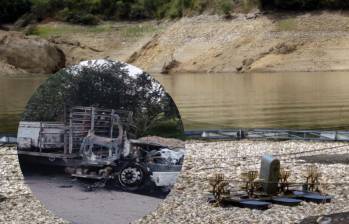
xmin=2 ymin=141 xmax=349 ymax=224
xmin=0 ymin=146 xmax=68 ymax=224
xmin=299 ymin=154 xmax=349 ymax=165
xmin=135 ymin=140 xmax=349 ymax=224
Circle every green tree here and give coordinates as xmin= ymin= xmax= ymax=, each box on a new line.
xmin=0 ymin=0 xmax=31 ymax=23
xmin=261 ymin=0 xmax=349 ymax=9
xmin=23 ymin=60 xmax=183 ymax=138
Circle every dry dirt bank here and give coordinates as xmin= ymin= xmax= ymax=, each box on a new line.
xmin=128 ymin=11 xmax=349 ymax=74
xmin=0 ymin=21 xmax=164 ymax=75
xmin=2 ymin=11 xmax=349 ymax=75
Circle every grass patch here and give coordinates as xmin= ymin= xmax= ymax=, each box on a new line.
xmin=120 ymin=23 xmax=159 ymax=39
xmin=277 ymin=18 xmax=297 ymax=31
xmin=241 ymin=0 xmax=260 ymax=13
xmin=28 ymin=22 xmax=114 ymax=38
xmin=28 ymin=22 xmax=160 ymax=39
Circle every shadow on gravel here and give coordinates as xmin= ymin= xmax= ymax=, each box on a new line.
xmin=20 ymin=163 xmax=169 ymax=199
xmin=299 ymin=154 xmax=349 ymax=165
xmin=300 ymin=212 xmax=349 ymax=224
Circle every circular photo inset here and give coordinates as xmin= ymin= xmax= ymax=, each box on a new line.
xmin=16 ymin=59 xmax=185 ymax=224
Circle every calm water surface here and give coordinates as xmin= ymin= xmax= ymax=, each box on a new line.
xmin=0 ymin=74 xmax=48 ymax=134
xmin=154 ymin=72 xmax=349 ymax=130
xmin=2 ymin=72 xmax=349 ymax=133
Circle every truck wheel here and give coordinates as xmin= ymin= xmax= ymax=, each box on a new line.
xmin=118 ymin=163 xmax=148 ymax=192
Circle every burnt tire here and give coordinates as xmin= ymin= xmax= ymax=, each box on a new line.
xmin=117 ymin=163 xmax=149 ymax=192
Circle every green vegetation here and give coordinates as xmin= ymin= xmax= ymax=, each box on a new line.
xmin=242 ymin=0 xmax=260 ymax=13
xmin=27 ymin=23 xmax=113 ymax=37
xmin=0 ymin=0 xmax=31 ymax=23
xmin=143 ymin=117 xmax=185 ymax=139
xmin=26 ymin=22 xmax=159 ymax=40
xmin=219 ymin=0 xmax=233 ymax=17
xmin=120 ymin=24 xmax=159 ymax=39
xmin=1 ymin=0 xmax=241 ymax=25
xmin=277 ymin=18 xmax=297 ymax=31
xmin=3 ymin=0 xmax=349 ymax=26
xmin=23 ymin=61 xmax=184 ymax=138
xmin=261 ymin=0 xmax=349 ymax=9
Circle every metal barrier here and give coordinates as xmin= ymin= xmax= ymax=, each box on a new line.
xmin=184 ymin=129 xmax=349 ymax=141
xmin=0 ymin=134 xmax=17 ymax=145
xmin=3 ymin=129 xmax=349 ymax=144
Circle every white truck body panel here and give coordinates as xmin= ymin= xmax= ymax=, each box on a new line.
xmin=17 ymin=121 xmax=65 ymax=150
xmin=150 ymin=171 xmax=180 ymax=187
xmin=17 ymin=122 xmax=41 ymax=148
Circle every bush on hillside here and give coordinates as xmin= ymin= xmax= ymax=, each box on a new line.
xmin=30 ymin=0 xmax=65 ymax=20
xmin=219 ymin=0 xmax=233 ymax=16
xmin=0 ymin=0 xmax=31 ymax=23
xmin=261 ymin=0 xmax=349 ymax=9
xmin=58 ymin=8 xmax=100 ymax=25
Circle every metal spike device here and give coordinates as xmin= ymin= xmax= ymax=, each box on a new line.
xmin=303 ymin=165 xmax=321 ymax=192
xmin=208 ymin=173 xmax=230 ymax=206
xmin=207 ymin=155 xmax=334 ymax=209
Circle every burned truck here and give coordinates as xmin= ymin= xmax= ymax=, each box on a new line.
xmin=17 ymin=106 xmax=184 ymax=191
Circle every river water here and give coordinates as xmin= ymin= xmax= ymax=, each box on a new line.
xmin=2 ymin=72 xmax=349 ymax=133
xmin=0 ymin=74 xmax=48 ymax=134
xmin=154 ymin=72 xmax=349 ymax=130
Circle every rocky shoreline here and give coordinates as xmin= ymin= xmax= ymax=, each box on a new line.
xmin=0 ymin=31 xmax=65 ymax=75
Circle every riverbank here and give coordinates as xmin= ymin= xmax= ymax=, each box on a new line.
xmin=2 ymin=11 xmax=349 ymax=75
xmin=136 ymin=140 xmax=349 ymax=224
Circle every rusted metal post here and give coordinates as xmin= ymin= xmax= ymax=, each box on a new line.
xmin=39 ymin=122 xmax=42 ymax=152
xmin=110 ymin=109 xmax=115 ymax=138
xmin=69 ymin=111 xmax=73 ymax=154
xmin=91 ymin=107 xmax=95 ymax=132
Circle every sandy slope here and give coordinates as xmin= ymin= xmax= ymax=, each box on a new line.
xmin=128 ymin=12 xmax=349 ymax=74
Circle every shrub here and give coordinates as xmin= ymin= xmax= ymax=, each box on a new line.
xmin=130 ymin=1 xmax=148 ymax=19
xmin=58 ymin=8 xmax=100 ymax=25
xmin=30 ymin=0 xmax=64 ymax=20
xmin=219 ymin=0 xmax=233 ymax=16
xmin=0 ymin=0 xmax=31 ymax=23
xmin=261 ymin=0 xmax=349 ymax=9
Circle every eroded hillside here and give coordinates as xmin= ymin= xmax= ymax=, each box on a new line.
xmin=128 ymin=12 xmax=349 ymax=73
xmin=2 ymin=11 xmax=349 ymax=75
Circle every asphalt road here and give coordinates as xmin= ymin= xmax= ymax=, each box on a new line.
xmin=22 ymin=171 xmax=166 ymax=224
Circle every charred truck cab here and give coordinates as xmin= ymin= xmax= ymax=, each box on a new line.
xmin=17 ymin=106 xmax=184 ymax=191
